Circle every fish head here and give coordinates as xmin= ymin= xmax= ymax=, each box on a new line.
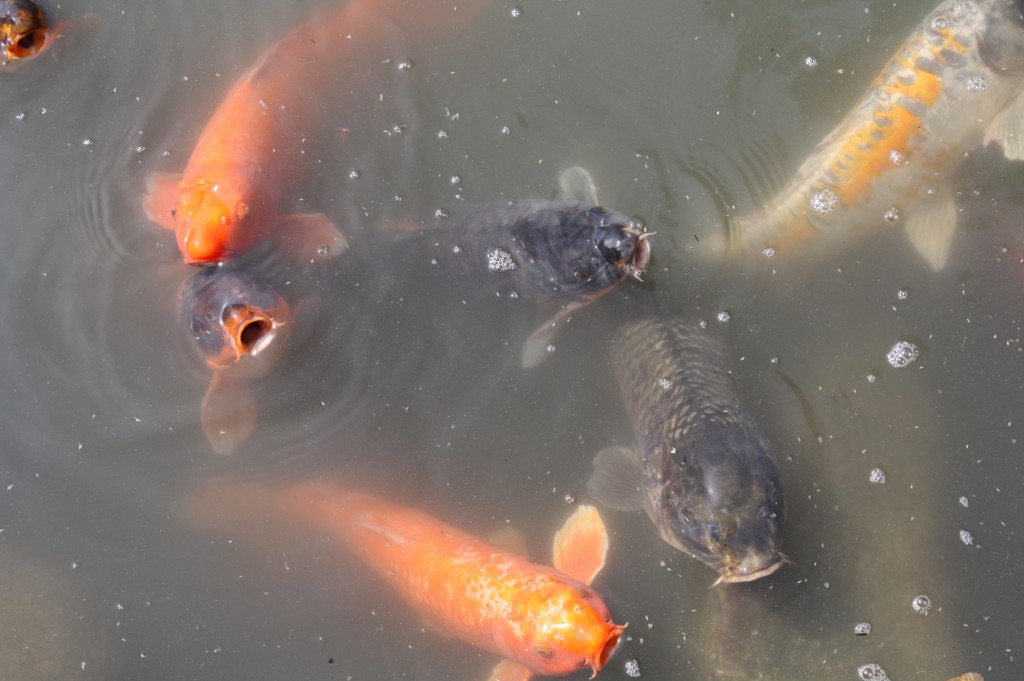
xmin=977 ymin=0 xmax=1024 ymax=73
xmin=509 ymin=578 xmax=624 ymax=677
xmin=525 ymin=203 xmax=649 ymax=301
xmin=657 ymin=424 xmax=786 ymax=584
xmin=1 ymin=0 xmax=48 ymax=63
xmin=180 ymin=264 xmax=290 ymax=376
xmin=172 ymin=179 xmax=267 ymax=263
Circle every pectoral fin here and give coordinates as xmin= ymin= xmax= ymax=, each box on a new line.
xmin=552 ymin=505 xmax=609 ymax=585
xmin=486 ymin=658 xmax=534 ymax=681
xmin=143 ymin=173 xmax=183 ymax=230
xmin=904 ymin=187 xmax=957 ymax=271
xmin=521 ymin=302 xmax=584 ymax=369
xmin=273 ymin=213 xmax=348 ymax=261
xmin=201 ymin=371 xmax=257 ymax=455
xmin=557 ymin=165 xmax=600 ymax=204
xmin=983 ymin=90 xmax=1024 ymax=160
xmin=587 ymin=446 xmax=645 ymax=512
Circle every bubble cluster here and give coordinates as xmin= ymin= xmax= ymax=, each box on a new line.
xmin=397 ymin=59 xmax=414 ymax=71
xmin=659 ymin=378 xmax=673 ymax=391
xmin=487 ymin=248 xmax=516 ymax=272
xmin=564 ymin=493 xmax=575 ymax=504
xmin=854 ymin=622 xmax=872 ymax=636
xmin=886 ymin=340 xmax=919 ymax=368
xmin=436 ymin=209 xmax=450 ymax=220
xmin=348 ymin=169 xmax=361 ymax=180
xmin=911 ymin=594 xmax=932 ymax=614
xmin=624 ymin=659 xmax=641 ymax=678
xmin=810 ymin=186 xmax=840 ymax=214
xmin=897 ymin=289 xmax=909 ymax=301
xmin=883 ymin=207 xmax=902 ymax=224
xmin=510 ymin=6 xmax=522 ymax=17
xmin=804 ymin=55 xmax=818 ymax=67
xmin=869 ymin=468 xmax=886 ymax=484
xmin=762 ymin=247 xmax=775 ymax=257
xmin=959 ymin=529 xmax=974 ymax=546
xmin=888 ymin=149 xmax=907 ymax=166
xmin=716 ymin=311 xmax=731 ymax=323
xmin=966 ymin=76 xmax=987 ymax=93
xmin=958 ymin=496 xmax=969 ymax=508
xmin=857 ymin=663 xmax=890 ymax=681
xmin=866 ymin=373 xmax=877 ymax=384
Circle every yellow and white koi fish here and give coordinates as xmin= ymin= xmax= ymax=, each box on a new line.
xmin=729 ymin=0 xmax=1024 ymax=270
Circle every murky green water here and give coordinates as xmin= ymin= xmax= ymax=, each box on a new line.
xmin=1 ymin=0 xmax=1021 ymax=679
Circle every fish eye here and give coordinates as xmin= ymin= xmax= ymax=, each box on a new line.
xmin=598 ymin=232 xmax=627 ymax=263
xmin=17 ymin=32 xmax=37 ymax=51
xmin=170 ymin=207 xmax=178 ymax=217
xmin=707 ymin=523 xmax=722 ymax=543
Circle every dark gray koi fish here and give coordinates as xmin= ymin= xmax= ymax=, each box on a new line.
xmin=180 ymin=264 xmax=291 ymax=455
xmin=588 ymin=317 xmax=785 ymax=585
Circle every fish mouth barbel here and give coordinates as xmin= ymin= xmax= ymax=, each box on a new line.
xmin=588 ymin=317 xmax=785 ymax=585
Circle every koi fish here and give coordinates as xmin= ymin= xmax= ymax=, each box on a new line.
xmin=727 ymin=0 xmax=1024 ymax=270
xmin=143 ymin=0 xmax=485 ymax=264
xmin=186 ymin=480 xmax=626 ymax=680
xmin=1 ymin=0 xmax=52 ymax=66
xmin=180 ymin=265 xmax=290 ymax=454
xmin=588 ymin=318 xmax=785 ymax=584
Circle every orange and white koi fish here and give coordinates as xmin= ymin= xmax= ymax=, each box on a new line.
xmin=180 ymin=265 xmax=291 ymax=454
xmin=187 ymin=480 xmax=625 ymax=680
xmin=143 ymin=0 xmax=483 ymax=264
xmin=727 ymin=0 xmax=1024 ymax=270
xmin=1 ymin=0 xmax=54 ymax=66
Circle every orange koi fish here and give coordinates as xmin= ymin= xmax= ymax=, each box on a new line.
xmin=187 ymin=480 xmax=625 ymax=680
xmin=180 ymin=265 xmax=291 ymax=454
xmin=727 ymin=0 xmax=1024 ymax=270
xmin=1 ymin=0 xmax=54 ymax=66
xmin=143 ymin=0 xmax=483 ymax=264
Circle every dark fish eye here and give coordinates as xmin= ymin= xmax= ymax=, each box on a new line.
xmin=707 ymin=523 xmax=722 ymax=543
xmin=599 ymin=232 xmax=627 ymax=263
xmin=170 ymin=207 xmax=178 ymax=217
xmin=17 ymin=32 xmax=37 ymax=51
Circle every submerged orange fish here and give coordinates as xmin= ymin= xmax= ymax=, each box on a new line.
xmin=725 ymin=0 xmax=1024 ymax=270
xmin=187 ymin=480 xmax=625 ymax=680
xmin=143 ymin=0 xmax=483 ymax=264
xmin=1 ymin=0 xmax=53 ymax=65
xmin=180 ymin=265 xmax=291 ymax=454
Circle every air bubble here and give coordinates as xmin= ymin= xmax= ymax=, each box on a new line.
xmin=869 ymin=468 xmax=886 ymax=484
xmin=317 ymin=245 xmax=330 ymax=256
xmin=436 ymin=209 xmax=450 ymax=219
xmin=500 ymin=125 xmax=511 ymax=135
xmin=883 ymin=207 xmax=902 ymax=223
xmin=810 ymin=186 xmax=840 ymax=214
xmin=932 ymin=16 xmax=948 ymax=31
xmin=624 ymin=659 xmax=641 ymax=677
xmin=348 ymin=169 xmax=361 ymax=180
xmin=762 ymin=247 xmax=775 ymax=257
xmin=564 ymin=493 xmax=575 ymax=504
xmin=866 ymin=373 xmax=877 ymax=383
xmin=487 ymin=248 xmax=516 ymax=272
xmin=854 ymin=622 xmax=871 ymax=636
xmin=15 ymin=111 xmax=26 ymax=121
xmin=397 ymin=59 xmax=414 ymax=71
xmin=82 ymin=138 xmax=95 ymax=146
xmin=857 ymin=663 xmax=890 ymax=681
xmin=911 ymin=594 xmax=932 ymax=614
xmin=770 ymin=356 xmax=780 ymax=365
xmin=510 ymin=6 xmax=522 ymax=17
xmin=966 ymin=76 xmax=987 ymax=93
xmin=897 ymin=288 xmax=909 ymax=301
xmin=391 ymin=124 xmax=407 ymax=135
xmin=958 ymin=496 xmax=969 ymax=508
xmin=698 ymin=319 xmax=709 ymax=329
xmin=886 ymin=340 xmax=919 ymax=368
xmin=804 ymin=55 xmax=818 ymax=67
xmin=716 ymin=310 xmax=731 ymax=323
xmin=959 ymin=529 xmax=974 ymax=546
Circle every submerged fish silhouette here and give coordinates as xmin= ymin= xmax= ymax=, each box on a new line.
xmin=727 ymin=0 xmax=1024 ymax=270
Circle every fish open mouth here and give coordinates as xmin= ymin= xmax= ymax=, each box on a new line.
xmin=588 ymin=622 xmax=626 ymax=678
xmin=630 ymin=232 xmax=652 ymax=279
xmin=6 ymin=28 xmax=47 ymax=60
xmin=222 ymin=305 xmax=282 ymax=359
xmin=711 ymin=553 xmax=788 ymax=586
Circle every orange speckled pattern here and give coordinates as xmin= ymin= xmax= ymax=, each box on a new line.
xmin=187 ymin=480 xmax=624 ymax=678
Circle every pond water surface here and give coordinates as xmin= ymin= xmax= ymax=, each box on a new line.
xmin=1 ymin=0 xmax=1021 ymax=679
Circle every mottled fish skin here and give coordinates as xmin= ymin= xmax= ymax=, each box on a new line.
xmin=609 ymin=318 xmax=784 ymax=583
xmin=179 ymin=265 xmax=290 ymax=374
xmin=419 ymin=200 xmax=649 ymax=304
xmin=730 ymin=0 xmax=1024 ymax=270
